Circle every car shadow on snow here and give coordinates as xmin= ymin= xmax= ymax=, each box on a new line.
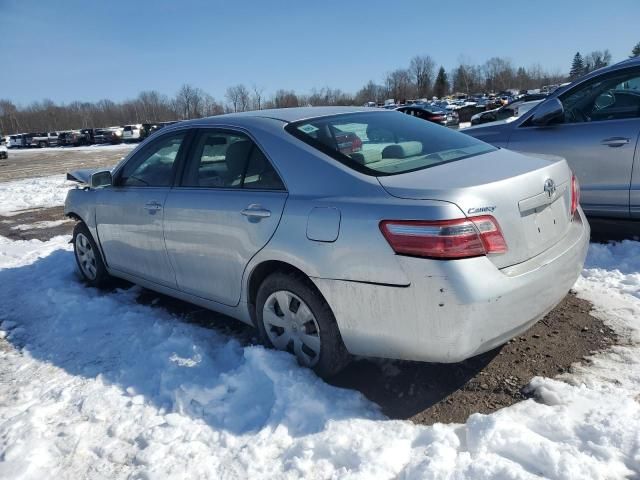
xmin=1 ymin=248 xmax=505 ymax=429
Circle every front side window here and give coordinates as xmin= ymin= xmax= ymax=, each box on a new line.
xmin=286 ymin=111 xmax=496 ymax=176
xmin=181 ymin=130 xmax=284 ymax=190
xmin=119 ymin=132 xmax=185 ymax=187
xmin=560 ymin=68 xmax=640 ymax=123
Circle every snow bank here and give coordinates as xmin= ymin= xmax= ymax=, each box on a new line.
xmin=0 ymin=236 xmax=639 ymax=479
xmin=0 ymin=175 xmax=74 ymax=215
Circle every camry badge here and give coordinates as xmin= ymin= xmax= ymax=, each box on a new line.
xmin=544 ymin=178 xmax=556 ymax=198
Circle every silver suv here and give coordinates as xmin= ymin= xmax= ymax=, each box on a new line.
xmin=464 ymin=58 xmax=640 ymax=220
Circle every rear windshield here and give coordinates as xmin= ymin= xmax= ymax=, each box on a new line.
xmin=285 ymin=111 xmax=496 ymax=176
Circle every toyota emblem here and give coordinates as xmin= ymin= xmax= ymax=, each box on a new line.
xmin=544 ymin=178 xmax=556 ymax=198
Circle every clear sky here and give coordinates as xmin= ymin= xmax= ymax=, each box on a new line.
xmin=2 ymin=0 xmax=639 ymax=105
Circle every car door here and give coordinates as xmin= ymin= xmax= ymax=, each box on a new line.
xmin=95 ymin=130 xmax=190 ymax=287
xmin=508 ymin=67 xmax=640 ymax=218
xmin=163 ymin=128 xmax=287 ymax=306
xmin=164 ymin=129 xmax=287 ymax=306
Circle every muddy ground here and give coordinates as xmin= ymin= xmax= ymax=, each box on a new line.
xmin=0 ymin=146 xmax=621 ymax=425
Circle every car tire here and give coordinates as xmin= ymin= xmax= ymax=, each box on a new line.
xmin=72 ymin=222 xmax=111 ymax=288
xmin=39 ymin=141 xmax=46 ymax=148
xmin=256 ymin=272 xmax=351 ymax=377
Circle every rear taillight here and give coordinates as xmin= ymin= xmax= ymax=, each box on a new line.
xmin=379 ymin=215 xmax=507 ymax=259
xmin=570 ymin=174 xmax=580 ymax=216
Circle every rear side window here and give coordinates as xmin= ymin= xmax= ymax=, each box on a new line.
xmin=285 ymin=111 xmax=495 ymax=176
xmin=181 ymin=130 xmax=284 ymax=190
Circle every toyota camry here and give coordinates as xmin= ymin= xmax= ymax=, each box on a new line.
xmin=65 ymin=106 xmax=589 ymax=377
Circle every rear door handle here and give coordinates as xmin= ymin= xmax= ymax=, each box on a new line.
xmin=601 ymin=137 xmax=630 ymax=147
xmin=241 ymin=204 xmax=271 ymax=219
xmin=144 ymin=201 xmax=163 ymax=212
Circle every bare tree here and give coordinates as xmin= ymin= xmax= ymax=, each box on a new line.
xmin=273 ymin=90 xmax=299 ymax=108
xmin=409 ymin=55 xmax=435 ymax=98
xmin=251 ymin=84 xmax=265 ymax=110
xmin=354 ymin=81 xmax=385 ymax=105
xmin=174 ymin=84 xmax=205 ymax=119
xmin=225 ymin=84 xmax=251 ymax=112
xmin=385 ymin=69 xmax=414 ymax=102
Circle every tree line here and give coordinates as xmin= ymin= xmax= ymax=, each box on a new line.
xmin=2 ymin=43 xmax=639 ymax=135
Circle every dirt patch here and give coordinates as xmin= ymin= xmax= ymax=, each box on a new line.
xmin=1 ymin=146 xmax=132 ymax=182
xmin=331 ymin=293 xmax=617 ymax=424
xmin=0 ymin=206 xmax=73 ymax=241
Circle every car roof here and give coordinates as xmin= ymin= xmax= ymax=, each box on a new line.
xmin=180 ymin=106 xmax=383 ymax=127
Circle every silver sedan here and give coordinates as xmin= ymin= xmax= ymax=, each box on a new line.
xmin=65 ymin=106 xmax=589 ymax=377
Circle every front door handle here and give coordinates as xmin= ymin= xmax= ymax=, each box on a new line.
xmin=144 ymin=201 xmax=163 ymax=212
xmin=601 ymin=137 xmax=630 ymax=147
xmin=241 ymin=204 xmax=271 ymax=219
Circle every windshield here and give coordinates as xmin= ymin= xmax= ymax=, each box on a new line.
xmin=285 ymin=111 xmax=496 ymax=176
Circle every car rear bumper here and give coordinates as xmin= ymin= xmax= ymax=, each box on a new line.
xmin=312 ymin=208 xmax=590 ymax=363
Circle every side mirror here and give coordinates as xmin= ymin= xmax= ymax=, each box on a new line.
xmin=90 ymin=170 xmax=112 ymax=189
xmin=530 ymin=98 xmax=564 ymax=126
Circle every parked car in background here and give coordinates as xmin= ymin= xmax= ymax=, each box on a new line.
xmin=123 ymin=124 xmax=143 ymax=142
xmin=28 ymin=132 xmax=59 ymax=148
xmin=9 ymin=134 xmax=27 ymax=148
xmin=0 ymin=144 xmax=7 ymax=159
xmin=465 ymin=57 xmax=640 ymax=220
xmin=140 ymin=123 xmax=159 ymax=140
xmin=94 ymin=127 xmax=123 ymax=144
xmin=397 ymin=104 xmax=459 ymax=126
xmin=58 ymin=130 xmax=85 ymax=147
xmin=470 ymin=100 xmax=543 ymax=125
xmin=65 ymin=106 xmax=588 ymax=377
xmin=79 ymin=128 xmax=97 ymax=145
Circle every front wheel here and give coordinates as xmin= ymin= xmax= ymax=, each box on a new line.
xmin=73 ymin=222 xmax=111 ymax=288
xmin=256 ymin=272 xmax=351 ymax=377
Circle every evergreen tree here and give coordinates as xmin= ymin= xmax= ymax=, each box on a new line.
xmin=569 ymin=52 xmax=585 ymax=80
xmin=433 ymin=67 xmax=449 ymax=98
xmin=631 ymin=42 xmax=640 ymax=58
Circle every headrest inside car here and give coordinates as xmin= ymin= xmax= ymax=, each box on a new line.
xmin=350 ymin=149 xmax=383 ymax=165
xmin=382 ymin=141 xmax=423 ymax=159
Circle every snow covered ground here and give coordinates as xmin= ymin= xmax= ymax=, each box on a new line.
xmin=0 ymin=175 xmax=74 ymax=214
xmin=8 ymin=144 xmax=135 ymax=155
xmin=0 ymin=174 xmax=639 ymax=478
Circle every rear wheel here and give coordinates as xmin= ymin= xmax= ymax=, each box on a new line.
xmin=73 ymin=222 xmax=110 ymax=288
xmin=38 ymin=141 xmax=47 ymax=148
xmin=256 ymin=272 xmax=351 ymax=377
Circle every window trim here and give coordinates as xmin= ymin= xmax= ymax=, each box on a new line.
xmin=111 ymin=128 xmax=194 ymax=188
xmin=174 ymin=127 xmax=287 ymax=192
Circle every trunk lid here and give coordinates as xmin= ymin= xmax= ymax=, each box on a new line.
xmin=377 ymin=148 xmax=574 ymax=268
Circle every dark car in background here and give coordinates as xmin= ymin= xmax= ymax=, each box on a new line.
xmin=58 ymin=130 xmax=85 ymax=147
xmin=396 ymin=104 xmax=459 ymax=127
xmin=94 ymin=127 xmax=123 ymax=144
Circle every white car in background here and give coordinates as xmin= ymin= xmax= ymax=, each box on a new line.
xmin=122 ymin=124 xmax=143 ymax=142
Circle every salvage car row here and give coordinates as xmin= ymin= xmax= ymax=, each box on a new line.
xmin=4 ymin=121 xmax=179 ymax=149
